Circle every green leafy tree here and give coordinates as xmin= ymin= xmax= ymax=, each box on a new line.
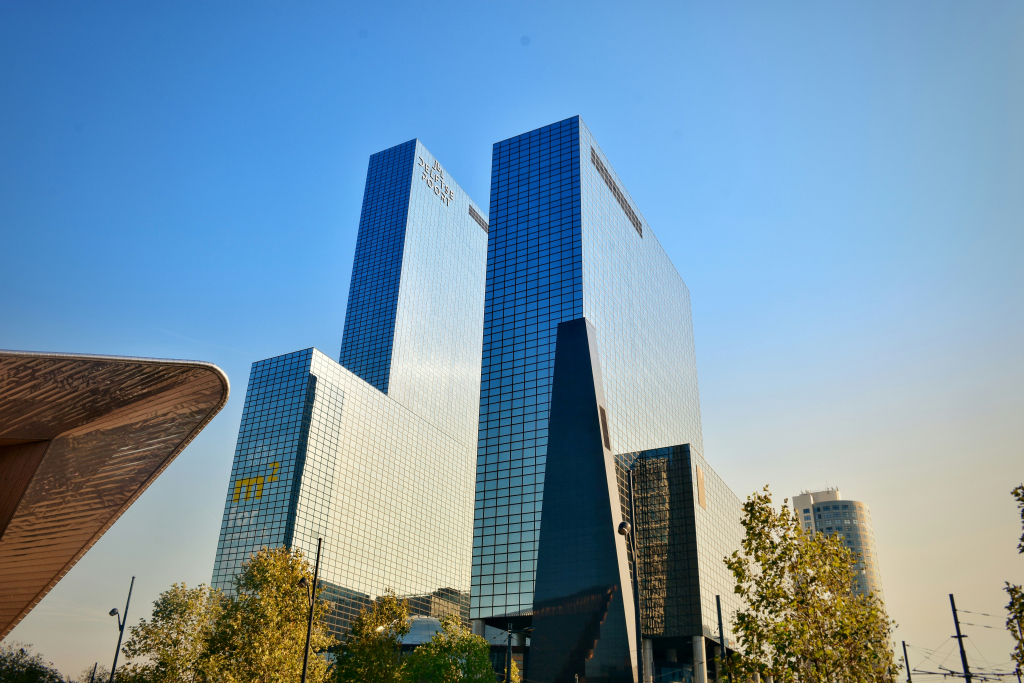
xmin=403 ymin=614 xmax=494 ymax=683
xmin=208 ymin=546 xmax=336 ymax=683
xmin=335 ymin=590 xmax=409 ymax=683
xmin=117 ymin=583 xmax=223 ymax=683
xmin=74 ymin=664 xmax=110 ymax=683
xmin=1005 ymin=485 xmax=1024 ymax=672
xmin=724 ymin=486 xmax=897 ymax=683
xmin=0 ymin=642 xmax=66 ymax=683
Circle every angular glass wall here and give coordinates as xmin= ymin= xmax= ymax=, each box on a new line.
xmin=471 ymin=117 xmax=707 ymax=623
xmin=472 ymin=117 xmax=584 ymax=620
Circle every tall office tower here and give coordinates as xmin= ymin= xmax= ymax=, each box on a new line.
xmin=211 ymin=140 xmax=488 ymax=635
xmin=470 ymin=116 xmax=744 ymax=683
xmin=792 ymin=489 xmax=884 ymax=599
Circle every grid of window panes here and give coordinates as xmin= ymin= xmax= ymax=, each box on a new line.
xmin=811 ymin=501 xmax=883 ymax=599
xmin=384 ymin=141 xmax=489 ymax=447
xmin=471 ymin=117 xmax=583 ymax=619
xmin=215 ymin=139 xmax=487 ymax=636
xmin=211 ymin=350 xmax=315 ymax=592
xmin=213 ymin=349 xmax=478 ymax=636
xmin=577 ymin=121 xmax=704 ymax=458
xmin=621 ymin=446 xmax=744 ymax=643
xmin=689 ymin=449 xmax=745 ymax=640
xmin=471 ymin=117 xmax=709 ymax=621
xmin=338 ymin=140 xmax=416 ymax=393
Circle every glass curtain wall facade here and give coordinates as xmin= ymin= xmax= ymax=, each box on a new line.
xmin=627 ymin=446 xmax=745 ymax=683
xmin=471 ymin=117 xmax=744 ymax=683
xmin=212 ymin=140 xmax=488 ymax=635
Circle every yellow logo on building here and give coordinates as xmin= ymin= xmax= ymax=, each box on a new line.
xmin=232 ymin=462 xmax=280 ymax=503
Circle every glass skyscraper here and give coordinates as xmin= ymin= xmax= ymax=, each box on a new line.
xmin=211 ymin=139 xmax=488 ymax=634
xmin=470 ymin=117 xmax=744 ymax=683
xmin=792 ymin=488 xmax=884 ymax=600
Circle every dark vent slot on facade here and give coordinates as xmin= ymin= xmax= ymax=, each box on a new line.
xmin=468 ymin=205 xmax=489 ymax=233
xmin=599 ymin=405 xmax=611 ymax=450
xmin=590 ymin=147 xmax=643 ymax=238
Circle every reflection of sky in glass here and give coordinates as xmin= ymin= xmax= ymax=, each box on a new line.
xmin=471 ymin=117 xmax=709 ymax=623
xmin=213 ymin=139 xmax=487 ymax=635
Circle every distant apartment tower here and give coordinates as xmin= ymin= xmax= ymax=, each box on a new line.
xmin=470 ymin=116 xmax=744 ymax=683
xmin=792 ymin=488 xmax=883 ymax=599
xmin=211 ymin=140 xmax=488 ymax=634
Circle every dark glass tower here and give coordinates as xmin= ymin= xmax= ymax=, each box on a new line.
xmin=211 ymin=140 xmax=488 ymax=635
xmin=470 ymin=117 xmax=743 ymax=683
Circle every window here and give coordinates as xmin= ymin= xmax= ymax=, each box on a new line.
xmin=803 ymin=508 xmax=810 ymax=513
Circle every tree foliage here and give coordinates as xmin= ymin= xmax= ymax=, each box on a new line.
xmin=207 ymin=546 xmax=336 ymax=683
xmin=74 ymin=664 xmax=111 ymax=683
xmin=724 ymin=486 xmax=897 ymax=683
xmin=0 ymin=642 xmax=66 ymax=683
xmin=118 ymin=583 xmax=223 ymax=683
xmin=117 ymin=546 xmax=335 ymax=683
xmin=1005 ymin=484 xmax=1024 ymax=672
xmin=335 ymin=590 xmax=409 ymax=683
xmin=403 ymin=614 xmax=494 ymax=683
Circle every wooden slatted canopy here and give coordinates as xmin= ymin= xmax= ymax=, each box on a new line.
xmin=0 ymin=351 xmax=229 ymax=639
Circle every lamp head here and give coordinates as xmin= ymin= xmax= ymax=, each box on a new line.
xmin=298 ymin=577 xmax=308 ymax=589
xmin=109 ymin=608 xmax=119 ymax=617
xmin=617 ymin=521 xmax=631 ymax=536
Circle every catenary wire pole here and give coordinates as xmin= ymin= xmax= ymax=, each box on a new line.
xmin=902 ymin=640 xmax=913 ymax=683
xmin=300 ymin=537 xmax=323 ymax=683
xmin=950 ymin=594 xmax=973 ymax=683
xmin=109 ymin=576 xmax=135 ymax=683
xmin=88 ymin=662 xmax=98 ymax=683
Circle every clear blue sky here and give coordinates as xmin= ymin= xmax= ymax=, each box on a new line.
xmin=2 ymin=1 xmax=1022 ymax=676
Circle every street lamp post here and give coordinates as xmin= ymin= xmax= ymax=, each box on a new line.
xmin=299 ymin=537 xmax=323 ymax=683
xmin=108 ymin=576 xmax=135 ymax=683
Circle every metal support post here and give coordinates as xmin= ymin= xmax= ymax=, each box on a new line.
xmin=109 ymin=576 xmax=135 ymax=683
xmin=300 ymin=537 xmax=323 ymax=683
xmin=902 ymin=640 xmax=912 ymax=683
xmin=506 ymin=622 xmax=513 ymax=683
xmin=949 ymin=594 xmax=972 ymax=683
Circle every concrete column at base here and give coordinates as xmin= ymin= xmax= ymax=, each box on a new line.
xmin=766 ymin=676 xmax=774 ymax=683
xmin=693 ymin=636 xmax=708 ymax=683
xmin=472 ymin=619 xmax=485 ymax=637
xmin=643 ymin=639 xmax=653 ymax=683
